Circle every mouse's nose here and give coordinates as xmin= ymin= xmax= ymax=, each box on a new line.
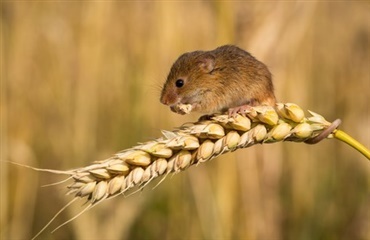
xmin=160 ymin=95 xmax=169 ymax=105
xmin=160 ymin=92 xmax=177 ymax=106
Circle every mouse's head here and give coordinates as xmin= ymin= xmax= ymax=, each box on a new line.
xmin=160 ymin=50 xmax=220 ymax=113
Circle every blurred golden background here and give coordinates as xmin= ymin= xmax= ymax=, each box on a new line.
xmin=1 ymin=2 xmax=369 ymax=240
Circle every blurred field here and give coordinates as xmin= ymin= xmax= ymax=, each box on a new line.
xmin=1 ymin=2 xmax=369 ymax=240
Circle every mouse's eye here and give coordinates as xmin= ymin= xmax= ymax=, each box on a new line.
xmin=175 ymin=79 xmax=184 ymax=88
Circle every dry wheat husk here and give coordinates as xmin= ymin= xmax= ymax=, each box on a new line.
xmin=30 ymin=103 xmax=337 ymax=239
xmin=64 ymin=103 xmax=333 ymax=204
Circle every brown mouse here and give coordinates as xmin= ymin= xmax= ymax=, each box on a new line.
xmin=160 ymin=45 xmax=276 ymax=115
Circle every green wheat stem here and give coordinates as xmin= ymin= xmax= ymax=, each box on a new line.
xmin=333 ymin=129 xmax=370 ymax=160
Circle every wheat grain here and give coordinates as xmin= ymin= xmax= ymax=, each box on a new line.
xmin=61 ymin=104 xmax=335 ymax=204
xmin=30 ymin=103 xmax=340 ymax=239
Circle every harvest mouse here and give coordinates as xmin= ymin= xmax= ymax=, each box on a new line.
xmin=160 ymin=45 xmax=276 ymax=116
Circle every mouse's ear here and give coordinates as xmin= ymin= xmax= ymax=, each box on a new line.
xmin=197 ymin=53 xmax=215 ymax=73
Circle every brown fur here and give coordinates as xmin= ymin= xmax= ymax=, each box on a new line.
xmin=160 ymin=45 xmax=276 ymax=114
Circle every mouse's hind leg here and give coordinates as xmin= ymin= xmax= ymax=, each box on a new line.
xmin=228 ymin=105 xmax=252 ymax=117
xmin=227 ymin=99 xmax=257 ymax=117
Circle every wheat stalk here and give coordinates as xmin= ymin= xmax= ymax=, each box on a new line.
xmin=26 ymin=103 xmax=369 ymax=239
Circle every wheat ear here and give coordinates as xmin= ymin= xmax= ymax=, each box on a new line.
xmin=28 ymin=103 xmax=369 ymax=239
